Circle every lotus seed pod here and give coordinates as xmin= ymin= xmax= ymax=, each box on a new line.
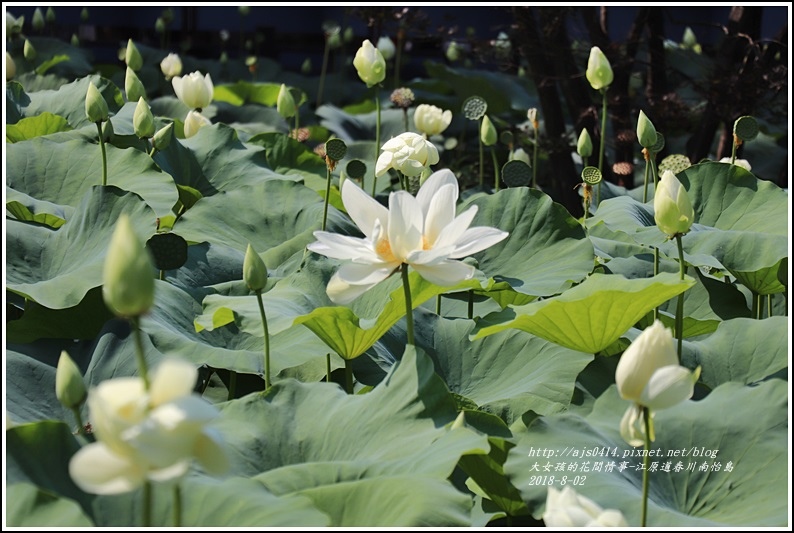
xmin=243 ymin=243 xmax=268 ymax=292
xmin=102 ymin=215 xmax=155 ymax=317
xmin=85 ymin=82 xmax=109 ymax=123
xmin=81 ymin=7 xmax=89 ymax=21
xmin=155 ymin=17 xmax=165 ymax=34
xmin=301 ymin=57 xmax=312 ymax=74
xmin=238 ymin=5 xmax=250 ymax=16
xmin=56 ymin=351 xmax=87 ymax=410
xmin=71 ymin=33 xmax=80 ymax=47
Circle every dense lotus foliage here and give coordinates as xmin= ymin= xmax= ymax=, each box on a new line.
xmin=4 ymin=6 xmax=790 ymax=528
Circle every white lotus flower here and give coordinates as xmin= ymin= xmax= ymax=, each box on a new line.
xmin=718 ymin=157 xmax=751 ymax=171
xmin=160 ymin=53 xmax=182 ymax=81
xmin=376 ymin=132 xmax=440 ymax=178
xmin=183 ymin=110 xmax=211 ymax=139
xmin=172 ymin=70 xmax=213 ymax=110
xmin=653 ymin=169 xmax=695 ymax=237
xmin=69 ymin=358 xmax=228 ymax=495
xmin=376 ymin=36 xmax=396 ymax=61
xmin=543 ymin=486 xmax=628 ymax=527
xmin=307 ymin=169 xmax=508 ymax=304
xmin=414 ymin=104 xmax=452 ymax=137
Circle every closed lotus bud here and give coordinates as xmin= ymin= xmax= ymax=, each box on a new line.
xmin=102 ymin=215 xmax=155 ymax=317
xmin=6 ymin=52 xmax=15 ymax=80
xmin=637 ymin=110 xmax=657 ymax=149
xmin=238 ymin=5 xmax=250 ymax=16
xmin=71 ymin=33 xmax=80 ymax=47
xmin=586 ymin=46 xmax=613 ymax=91
xmin=46 ymin=7 xmax=56 ymax=24
xmin=343 ymin=26 xmax=354 ymax=43
xmin=327 ymin=32 xmax=342 ymax=50
xmin=133 ymin=97 xmax=155 ymax=139
xmin=243 ymin=243 xmax=268 ymax=292
xmin=56 ymin=351 xmax=87 ymax=410
xmin=183 ymin=109 xmax=211 ymax=139
xmin=577 ymin=129 xmax=593 ymax=158
xmin=85 ymin=82 xmax=109 ymax=123
xmin=219 ymin=51 xmax=228 ymax=64
xmin=446 ymin=41 xmax=461 ymax=62
xmin=377 ymin=36 xmax=396 ymax=61
xmin=81 ymin=7 xmax=89 ymax=22
xmin=509 ymin=147 xmax=530 ymax=165
xmin=32 ymin=7 xmax=44 ymax=31
xmin=527 ymin=107 xmax=538 ymax=128
xmin=125 ymin=39 xmax=143 ymax=71
xmin=277 ymin=83 xmax=296 ymax=119
xmin=301 ymin=57 xmax=312 ymax=74
xmin=353 ymin=39 xmax=386 ymax=87
xmin=159 ymin=52 xmax=182 ymax=81
xmin=23 ymin=39 xmax=36 ymax=61
xmin=480 ymin=115 xmax=497 ymax=146
xmin=413 ymin=104 xmax=452 ymax=137
xmin=102 ymin=119 xmax=114 ymax=142
xmin=654 ymin=169 xmax=694 ymax=236
xmin=155 ymin=17 xmax=165 ymax=35
xmin=125 ymin=67 xmax=147 ymax=103
xmin=152 ymin=123 xmax=173 ymax=151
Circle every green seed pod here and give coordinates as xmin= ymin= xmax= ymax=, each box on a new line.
xmin=125 ymin=38 xmax=143 ymax=71
xmin=243 ymin=243 xmax=268 ymax=292
xmin=102 ymin=215 xmax=155 ymax=317
xmin=56 ymin=350 xmax=86 ymax=410
xmin=85 ymin=82 xmax=109 ymax=123
xmin=133 ymin=97 xmax=155 ymax=139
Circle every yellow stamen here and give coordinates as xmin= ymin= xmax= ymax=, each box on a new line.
xmin=375 ymin=238 xmax=397 ymax=263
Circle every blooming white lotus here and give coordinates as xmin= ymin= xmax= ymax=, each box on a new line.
xmin=414 ymin=104 xmax=452 ymax=137
xmin=543 ymin=486 xmax=628 ymax=527
xmin=307 ymin=169 xmax=508 ymax=304
xmin=160 ymin=52 xmax=182 ymax=81
xmin=376 ymin=131 xmax=440 ymax=178
xmin=69 ymin=358 xmax=228 ymax=495
xmin=172 ymin=70 xmax=213 ymax=110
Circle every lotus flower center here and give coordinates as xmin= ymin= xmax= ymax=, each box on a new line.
xmin=375 ymin=237 xmax=398 ymax=263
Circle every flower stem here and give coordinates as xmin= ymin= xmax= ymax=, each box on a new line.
xmin=650 ymin=156 xmax=659 ymax=191
xmin=227 ymin=370 xmax=237 ymax=400
xmin=255 ymin=289 xmax=271 ymax=390
xmin=491 ymin=148 xmax=500 ymax=192
xmin=401 ymin=265 xmax=415 ymax=346
xmin=653 ymin=247 xmax=660 ymax=321
xmin=478 ymin=119 xmax=485 ymax=188
xmin=96 ymin=122 xmax=108 ymax=187
xmin=326 ymin=353 xmax=331 ymax=383
xmin=173 ymin=483 xmax=182 ymax=527
xmin=467 ymin=290 xmax=474 ymax=320
xmin=130 ymin=316 xmax=150 ymax=390
xmin=675 ymin=234 xmax=686 ymax=361
xmin=142 ymin=481 xmax=152 ymax=527
xmin=642 ymin=149 xmax=651 ymax=203
xmin=730 ymin=134 xmax=738 ymax=165
xmin=294 ymin=111 xmax=300 ymax=140
xmin=70 ymin=407 xmax=85 ymax=436
xmin=373 ymin=85 xmax=382 ymax=195
xmin=316 ymin=38 xmax=331 ymax=108
xmin=532 ymin=126 xmax=539 ymax=189
xmin=435 ymin=294 xmax=442 ymax=315
xmin=755 ymin=293 xmax=762 ymax=320
xmin=767 ymin=294 xmax=772 ymax=318
xmin=597 ymin=88 xmax=608 ymax=207
xmin=344 ymin=358 xmax=353 ymax=394
xmin=641 ymin=406 xmax=651 ymax=527
xmin=322 ymin=164 xmax=332 ymax=231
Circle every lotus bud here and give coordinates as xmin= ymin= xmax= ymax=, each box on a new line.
xmin=56 ymin=351 xmax=86 ymax=410
xmin=71 ymin=33 xmax=80 ymax=47
xmin=125 ymin=67 xmax=147 ymax=103
xmin=637 ymin=110 xmax=658 ymax=149
xmin=159 ymin=52 xmax=182 ymax=81
xmin=586 ymin=46 xmax=613 ymax=91
xmin=343 ymin=26 xmax=354 ymax=43
xmin=45 ymin=7 xmax=56 ymax=24
xmin=450 ymin=411 xmax=466 ymax=430
xmin=219 ymin=51 xmax=228 ymax=64
xmin=654 ymin=170 xmax=694 ymax=236
xmin=133 ymin=97 xmax=155 ymax=139
xmin=277 ymin=83 xmax=296 ymax=119
xmin=102 ymin=119 xmax=114 ymax=143
xmin=718 ymin=157 xmax=752 ymax=172
xmin=32 ymin=7 xmax=44 ymax=31
xmin=681 ymin=27 xmax=701 ymax=53
xmin=301 ymin=57 xmax=312 ymax=74
xmin=577 ymin=129 xmax=593 ymax=159
xmin=152 ymin=123 xmax=173 ymax=152
xmin=480 ymin=115 xmax=497 ymax=146
xmin=81 ymin=7 xmax=89 ymax=22
xmin=527 ymin=107 xmax=538 ymax=129
xmin=243 ymin=243 xmax=268 ymax=292
xmin=23 ymin=39 xmax=36 ymax=61
xmin=102 ymin=214 xmax=155 ymax=317
xmin=155 ymin=17 xmax=165 ymax=35
xmin=377 ymin=36 xmax=396 ymax=61
xmin=85 ymin=82 xmax=109 ymax=124
xmin=238 ymin=5 xmax=250 ymax=16
xmin=509 ymin=148 xmax=530 ymax=165
xmin=353 ymin=39 xmax=386 ymax=87
xmin=327 ymin=32 xmax=342 ymax=50
xmin=183 ymin=110 xmax=211 ymax=139
xmin=6 ymin=52 xmax=15 ymax=80
xmin=446 ymin=41 xmax=461 ymax=62
xmin=125 ymin=39 xmax=143 ymax=71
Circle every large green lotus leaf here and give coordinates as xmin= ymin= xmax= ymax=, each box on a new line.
xmin=472 ymin=272 xmax=696 ymax=353
xmin=7 ymin=75 xmax=124 ymax=128
xmin=210 ymin=101 xmax=287 ymax=139
xmin=7 ymin=36 xmax=94 ymax=79
xmin=316 ymin=104 xmax=408 ymax=149
xmin=294 ymin=270 xmax=483 ymax=360
xmin=503 ymin=380 xmax=788 ymax=526
xmin=151 ymin=123 xmax=287 ymax=197
xmin=729 ymin=257 xmax=788 ymax=295
xmin=173 ymin=178 xmax=355 ymax=251
xmin=5 ymin=483 xmax=93 ymax=527
xmin=247 ymin=132 xmax=327 ymax=188
xmin=682 ymin=317 xmax=788 ymax=389
xmin=92 ymin=476 xmax=329 ymax=527
xmin=460 ymin=187 xmax=595 ymax=297
xmin=213 ymin=80 xmax=307 ymax=108
xmin=411 ymin=309 xmax=593 ymax=422
xmin=6 ymin=111 xmax=72 ymax=142
xmin=6 ymin=186 xmax=156 ymax=309
xmin=6 ymin=186 xmax=72 ymax=229
xmin=215 ymin=346 xmax=486 ymax=526
xmin=6 ymin=136 xmax=178 ymax=217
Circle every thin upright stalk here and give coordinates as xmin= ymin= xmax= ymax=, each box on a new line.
xmin=70 ymin=407 xmax=85 ymax=436
xmin=435 ymin=294 xmax=442 ymax=315
xmin=755 ymin=293 xmax=762 ymax=320
xmin=531 ymin=126 xmax=539 ymax=188
xmin=372 ymin=86 xmax=381 ymax=196
xmin=316 ymin=38 xmax=331 ymax=108
xmin=767 ymin=294 xmax=772 ymax=318
xmin=641 ymin=406 xmax=651 ymax=527
xmin=478 ymin=118 xmax=485 ymax=188
xmin=173 ymin=484 xmax=182 ymax=527
xmin=344 ymin=358 xmax=353 ymax=394
xmin=142 ymin=481 xmax=152 ymax=527
xmin=96 ymin=122 xmax=108 ymax=186
xmin=401 ymin=265 xmax=415 ymax=346
xmin=653 ymin=247 xmax=660 ymax=320
xmin=597 ymin=88 xmax=608 ymax=207
xmin=326 ymin=353 xmax=331 ymax=383
xmin=491 ymin=148 xmax=500 ymax=191
xmin=322 ymin=165 xmax=332 ymax=231
xmin=642 ymin=149 xmax=651 ymax=203
xmin=675 ymin=234 xmax=686 ymax=360
xmin=467 ymin=290 xmax=474 ymax=320
xmin=130 ymin=316 xmax=150 ymax=390
xmin=227 ymin=370 xmax=237 ymax=401
xmin=730 ymin=134 xmax=739 ymax=165
xmin=255 ymin=290 xmax=271 ymax=390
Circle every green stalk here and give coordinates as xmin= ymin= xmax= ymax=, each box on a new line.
xmin=344 ymin=358 xmax=354 ymax=394
xmin=96 ymin=122 xmax=108 ymax=186
xmin=650 ymin=156 xmax=659 ymax=191
xmin=435 ymin=294 xmax=442 ymax=315
xmin=294 ymin=111 xmax=300 ymax=140
xmin=491 ymin=148 xmax=500 ymax=191
xmin=467 ymin=290 xmax=474 ymax=320
xmin=401 ymin=265 xmax=415 ymax=346
xmin=70 ymin=407 xmax=86 ymax=436
xmin=326 ymin=353 xmax=331 ymax=383
xmin=597 ymin=88 xmax=608 ymax=207
xmin=767 ymin=294 xmax=772 ymax=318
xmin=173 ymin=483 xmax=182 ymax=527
xmin=142 ymin=481 xmax=152 ymax=527
xmin=372 ymin=86 xmax=382 ymax=196
xmin=322 ymin=164 xmax=332 ymax=231
xmin=130 ymin=316 xmax=151 ymax=390
xmin=532 ymin=126 xmax=539 ymax=189
xmin=641 ymin=406 xmax=651 ymax=527
xmin=675 ymin=234 xmax=686 ymax=360
xmin=730 ymin=135 xmax=738 ymax=165
xmin=755 ymin=293 xmax=762 ymax=320
xmin=642 ymin=150 xmax=651 ymax=203
xmin=478 ymin=119 xmax=485 ymax=188
xmin=255 ymin=289 xmax=271 ymax=390
xmin=227 ymin=370 xmax=237 ymax=401
xmin=402 ymin=108 xmax=409 ymax=133
xmin=653 ymin=247 xmax=660 ymax=320
xmin=316 ymin=38 xmax=331 ymax=108
xmin=393 ymin=32 xmax=402 ymax=89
